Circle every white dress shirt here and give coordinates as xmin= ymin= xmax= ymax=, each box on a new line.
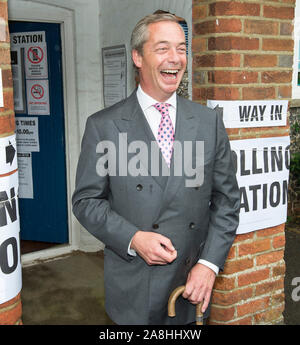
xmin=127 ymin=85 xmax=219 ymax=275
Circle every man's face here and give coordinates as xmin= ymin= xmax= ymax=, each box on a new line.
xmin=132 ymin=21 xmax=187 ymax=102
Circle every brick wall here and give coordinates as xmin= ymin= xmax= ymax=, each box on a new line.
xmin=192 ymin=0 xmax=295 ymax=324
xmin=0 ymin=0 xmax=22 ymax=325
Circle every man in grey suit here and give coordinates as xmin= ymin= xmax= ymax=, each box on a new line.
xmin=72 ymin=13 xmax=240 ymax=325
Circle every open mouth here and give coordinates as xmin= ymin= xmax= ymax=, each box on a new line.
xmin=160 ymin=69 xmax=180 ymax=80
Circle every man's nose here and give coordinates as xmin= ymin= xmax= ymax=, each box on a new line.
xmin=167 ymin=47 xmax=181 ymax=64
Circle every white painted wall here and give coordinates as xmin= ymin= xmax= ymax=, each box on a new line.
xmin=8 ymin=0 xmax=192 ymax=258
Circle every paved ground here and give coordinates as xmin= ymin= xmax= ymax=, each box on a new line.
xmin=21 ymin=227 xmax=300 ymax=325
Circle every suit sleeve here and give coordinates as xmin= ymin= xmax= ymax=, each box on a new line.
xmin=72 ymin=116 xmax=139 ymax=261
xmin=199 ymin=112 xmax=240 ymax=270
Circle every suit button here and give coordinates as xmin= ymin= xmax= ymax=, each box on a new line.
xmin=136 ymin=184 xmax=143 ymax=191
xmin=152 ymin=224 xmax=159 ymax=229
xmin=189 ymin=222 xmax=195 ymax=229
xmin=185 ymin=258 xmax=191 ymax=266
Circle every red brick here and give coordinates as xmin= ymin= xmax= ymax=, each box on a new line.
xmin=264 ymin=5 xmax=294 ymax=20
xmin=262 ymin=71 xmax=292 ymax=84
xmin=208 ymin=70 xmax=258 ymax=84
xmin=210 ymin=2 xmax=260 ymax=16
xmin=192 ymin=4 xmax=207 ymax=21
xmin=272 ymin=264 xmax=286 ymax=277
xmin=256 ymin=250 xmax=284 ymax=266
xmin=254 ymin=304 xmax=284 ymax=323
xmin=1 ymin=89 xmax=15 ymax=112
xmin=280 ymin=22 xmax=293 ymax=36
xmin=278 ymin=85 xmax=292 ymax=99
xmin=238 ymin=238 xmax=271 ymax=256
xmin=192 ymin=37 xmax=206 ymax=53
xmin=194 ymin=19 xmax=242 ymax=35
xmin=193 ymin=53 xmax=240 ymax=68
xmin=0 ymin=293 xmax=21 ymax=309
xmin=193 ymin=86 xmax=240 ymax=101
xmin=238 ymin=268 xmax=270 ymax=287
xmin=244 ymin=54 xmax=277 ymax=68
xmin=1 ymin=68 xmax=13 ymax=88
xmin=237 ymin=297 xmax=270 ymax=317
xmin=242 ymin=87 xmax=276 ymax=100
xmin=0 ymin=300 xmax=22 ymax=325
xmin=223 ymin=258 xmax=254 ymax=274
xmin=211 ymin=287 xmax=253 ymax=306
xmin=263 ymin=38 xmax=294 ymax=51
xmin=214 ymin=276 xmax=236 ymax=291
xmin=256 ymin=224 xmax=285 ymax=237
xmin=209 ymin=305 xmax=235 ymax=322
xmin=255 ymin=277 xmax=284 ymax=296
xmin=272 ymin=235 xmax=286 ymax=249
xmin=234 ymin=232 xmax=255 ymax=243
xmin=209 ymin=36 xmax=259 ymax=51
xmin=0 ymin=46 xmax=11 ymax=64
xmin=0 ymin=113 xmax=15 ymax=135
xmin=244 ymin=20 xmax=278 ymax=35
xmin=226 ymin=316 xmax=252 ymax=325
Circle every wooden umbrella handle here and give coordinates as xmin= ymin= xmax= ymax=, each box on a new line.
xmin=168 ymin=285 xmax=204 ymax=325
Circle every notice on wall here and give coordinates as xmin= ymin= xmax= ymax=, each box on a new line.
xmin=11 ymin=49 xmax=26 ymax=113
xmin=207 ymin=100 xmax=288 ymax=128
xmin=230 ymin=136 xmax=290 ymax=234
xmin=17 ymin=152 xmax=33 ymax=199
xmin=15 ymin=117 xmax=39 ymax=152
xmin=25 ymin=43 xmax=48 ymax=79
xmin=26 ymin=79 xmax=50 ymax=115
xmin=102 ymin=45 xmax=127 ymax=107
xmin=0 ymin=171 xmax=22 ymax=304
xmin=0 ymin=135 xmax=17 ymax=175
xmin=0 ymin=68 xmax=3 ymax=107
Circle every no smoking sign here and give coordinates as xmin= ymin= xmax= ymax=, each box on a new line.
xmin=26 ymin=79 xmax=50 ymax=115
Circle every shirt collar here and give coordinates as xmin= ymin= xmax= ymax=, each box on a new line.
xmin=137 ymin=84 xmax=177 ymax=112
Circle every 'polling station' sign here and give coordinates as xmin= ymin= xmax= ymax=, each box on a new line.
xmin=208 ymin=100 xmax=288 ymax=128
xmin=230 ymin=136 xmax=290 ymax=234
xmin=0 ymin=136 xmax=22 ymax=304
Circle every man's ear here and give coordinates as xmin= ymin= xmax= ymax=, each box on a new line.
xmin=132 ymin=49 xmax=142 ymax=69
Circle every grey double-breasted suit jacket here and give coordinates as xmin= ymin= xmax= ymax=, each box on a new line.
xmin=72 ymin=90 xmax=240 ymax=325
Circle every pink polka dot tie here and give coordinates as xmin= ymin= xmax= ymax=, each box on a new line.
xmin=154 ymin=102 xmax=175 ymax=168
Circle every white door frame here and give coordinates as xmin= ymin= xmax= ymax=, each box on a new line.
xmin=8 ymin=0 xmax=80 ymax=265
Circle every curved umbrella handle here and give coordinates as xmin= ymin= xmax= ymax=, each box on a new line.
xmin=168 ymin=285 xmax=204 ymax=325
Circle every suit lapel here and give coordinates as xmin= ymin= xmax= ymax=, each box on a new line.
xmin=113 ymin=91 xmax=166 ymax=190
xmin=155 ymin=95 xmax=200 ymax=220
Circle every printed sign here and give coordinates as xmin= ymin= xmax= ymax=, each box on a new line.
xmin=15 ymin=117 xmax=39 ymax=152
xmin=17 ymin=152 xmax=33 ymax=199
xmin=25 ymin=43 xmax=48 ymax=79
xmin=207 ymin=100 xmax=288 ymax=128
xmin=11 ymin=49 xmax=26 ymax=113
xmin=26 ymin=79 xmax=50 ymax=115
xmin=0 ymin=135 xmax=17 ymax=175
xmin=230 ymin=136 xmax=290 ymax=234
xmin=0 ymin=171 xmax=22 ymax=304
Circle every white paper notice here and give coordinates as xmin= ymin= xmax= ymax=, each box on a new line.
xmin=0 ymin=135 xmax=17 ymax=175
xmin=15 ymin=117 xmax=39 ymax=152
xmin=0 ymin=171 xmax=22 ymax=304
xmin=17 ymin=152 xmax=33 ymax=199
xmin=230 ymin=136 xmax=290 ymax=234
xmin=11 ymin=48 xmax=26 ymax=113
xmin=207 ymin=100 xmax=288 ymax=128
xmin=26 ymin=79 xmax=50 ymax=115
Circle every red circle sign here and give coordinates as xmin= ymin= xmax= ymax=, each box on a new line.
xmin=27 ymin=46 xmax=44 ymax=64
xmin=31 ymin=84 xmax=44 ymax=99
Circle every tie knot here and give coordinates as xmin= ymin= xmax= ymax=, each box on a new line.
xmin=154 ymin=103 xmax=171 ymax=116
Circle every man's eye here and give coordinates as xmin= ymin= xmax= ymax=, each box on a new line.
xmin=157 ymin=47 xmax=168 ymax=52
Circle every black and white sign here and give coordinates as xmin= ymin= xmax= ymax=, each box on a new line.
xmin=26 ymin=79 xmax=50 ymax=115
xmin=208 ymin=100 xmax=288 ymax=128
xmin=0 ymin=172 xmax=22 ymax=304
xmin=15 ymin=117 xmax=39 ymax=152
xmin=230 ymin=136 xmax=290 ymax=234
xmin=0 ymin=135 xmax=17 ymax=175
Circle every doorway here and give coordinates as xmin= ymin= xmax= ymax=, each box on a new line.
xmin=9 ymin=21 xmax=69 ymax=254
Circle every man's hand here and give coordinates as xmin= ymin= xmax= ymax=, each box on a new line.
xmin=131 ymin=231 xmax=177 ymax=265
xmin=182 ymin=263 xmax=216 ymax=313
